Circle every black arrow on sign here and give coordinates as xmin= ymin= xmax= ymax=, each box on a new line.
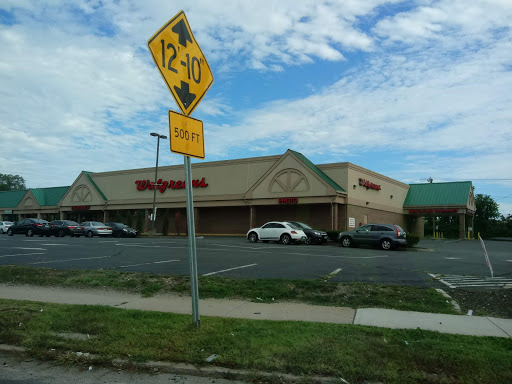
xmin=174 ymin=81 xmax=196 ymax=109
xmin=172 ymin=19 xmax=193 ymax=47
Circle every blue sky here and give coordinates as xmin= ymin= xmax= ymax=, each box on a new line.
xmin=1 ymin=0 xmax=511 ymax=215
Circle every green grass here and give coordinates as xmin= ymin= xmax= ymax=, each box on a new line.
xmin=0 ymin=299 xmax=510 ymax=384
xmin=0 ymin=265 xmax=456 ymax=314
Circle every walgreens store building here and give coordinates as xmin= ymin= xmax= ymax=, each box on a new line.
xmin=0 ymin=150 xmax=475 ymax=238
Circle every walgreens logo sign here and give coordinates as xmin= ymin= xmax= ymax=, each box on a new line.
xmin=135 ymin=178 xmax=208 ymax=193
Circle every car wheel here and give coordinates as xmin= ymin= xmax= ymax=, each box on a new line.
xmin=341 ymin=236 xmax=352 ymax=247
xmin=281 ymin=233 xmax=292 ymax=245
xmin=7 ymin=229 xmax=13 ymax=236
xmin=87 ymin=231 xmax=93 ymax=238
xmin=0 ymin=229 xmax=4 ymax=234
xmin=381 ymin=239 xmax=392 ymax=250
xmin=305 ymin=236 xmax=312 ymax=245
xmin=58 ymin=229 xmax=65 ymax=237
xmin=248 ymin=232 xmax=258 ymax=243
xmin=27 ymin=229 xmax=34 ymax=237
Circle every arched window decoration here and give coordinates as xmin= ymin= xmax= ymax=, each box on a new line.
xmin=23 ymin=197 xmax=34 ymax=208
xmin=72 ymin=185 xmax=92 ymax=203
xmin=269 ymin=169 xmax=310 ymax=193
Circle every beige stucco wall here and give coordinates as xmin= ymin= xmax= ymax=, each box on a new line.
xmin=61 ymin=156 xmax=280 ymax=209
xmin=248 ymin=153 xmax=337 ymax=200
xmin=320 ymin=163 xmax=409 ymax=214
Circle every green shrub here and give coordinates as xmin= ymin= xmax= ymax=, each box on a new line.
xmin=406 ymin=233 xmax=420 ymax=248
xmin=136 ymin=211 xmax=144 ymax=234
xmin=325 ymin=231 xmax=339 ymax=241
xmin=162 ymin=214 xmax=169 ymax=236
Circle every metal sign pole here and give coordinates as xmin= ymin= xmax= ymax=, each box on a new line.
xmin=184 ymin=155 xmax=200 ymax=327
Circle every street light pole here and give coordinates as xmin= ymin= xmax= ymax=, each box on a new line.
xmin=150 ymin=132 xmax=167 ymax=235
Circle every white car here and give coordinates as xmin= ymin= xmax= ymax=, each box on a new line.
xmin=80 ymin=221 xmax=113 ymax=238
xmin=0 ymin=221 xmax=14 ymax=234
xmin=246 ymin=221 xmax=307 ymax=245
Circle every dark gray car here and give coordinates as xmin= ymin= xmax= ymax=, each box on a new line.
xmin=337 ymin=224 xmax=406 ymax=250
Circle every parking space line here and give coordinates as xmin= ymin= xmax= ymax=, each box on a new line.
xmin=30 ymin=255 xmax=111 ymax=264
xmin=117 ymin=260 xmax=180 ymax=268
xmin=205 ymin=244 xmax=282 ymax=250
xmin=203 ymin=263 xmax=258 ymax=276
xmin=284 ymin=252 xmax=388 ymax=259
xmin=116 ymin=244 xmax=162 ymax=248
xmin=14 ymin=247 xmax=46 ymax=250
xmin=0 ymin=253 xmax=46 ymax=258
xmin=41 ymin=244 xmax=69 ymax=246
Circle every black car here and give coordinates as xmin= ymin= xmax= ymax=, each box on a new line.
xmin=287 ymin=221 xmax=328 ymax=245
xmin=106 ymin=222 xmax=138 ymax=238
xmin=49 ymin=220 xmax=84 ymax=237
xmin=7 ymin=218 xmax=50 ymax=237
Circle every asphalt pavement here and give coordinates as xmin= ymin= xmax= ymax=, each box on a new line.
xmin=1 ymin=235 xmax=511 ymax=287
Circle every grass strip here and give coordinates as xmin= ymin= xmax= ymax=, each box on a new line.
xmin=0 ymin=265 xmax=456 ymax=314
xmin=1 ymin=299 xmax=511 ymax=384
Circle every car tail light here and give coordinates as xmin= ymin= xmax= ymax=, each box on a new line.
xmin=68 ymin=226 xmax=76 ymax=229
xmin=394 ymin=226 xmax=400 ymax=237
xmin=107 ymin=227 xmax=112 ymax=230
xmin=291 ymin=231 xmax=297 ymax=234
xmin=34 ymin=223 xmax=42 ymax=227
xmin=99 ymin=228 xmax=105 ymax=230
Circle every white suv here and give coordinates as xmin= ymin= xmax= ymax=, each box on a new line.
xmin=246 ymin=221 xmax=307 ymax=245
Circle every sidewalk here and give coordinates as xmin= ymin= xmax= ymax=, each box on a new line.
xmin=1 ymin=284 xmax=511 ymax=338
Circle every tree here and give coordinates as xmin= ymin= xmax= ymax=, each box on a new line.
xmin=474 ymin=194 xmax=500 ymax=238
xmin=0 ymin=173 xmax=26 ymax=191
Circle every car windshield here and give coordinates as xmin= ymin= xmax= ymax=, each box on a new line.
xmin=295 ymin=222 xmax=312 ymax=230
xmin=91 ymin=222 xmax=105 ymax=226
xmin=63 ymin=221 xmax=79 ymax=225
xmin=286 ymin=222 xmax=302 ymax=230
xmin=114 ymin=223 xmax=128 ymax=228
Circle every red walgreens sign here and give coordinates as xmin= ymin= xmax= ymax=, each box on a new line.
xmin=279 ymin=198 xmax=298 ymax=204
xmin=409 ymin=208 xmax=459 ymax=214
xmin=359 ymin=178 xmax=381 ymax=191
xmin=135 ymin=177 xmax=208 ymax=193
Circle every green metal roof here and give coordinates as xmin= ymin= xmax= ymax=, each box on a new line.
xmin=0 ymin=190 xmax=26 ymax=208
xmin=404 ymin=182 xmax=472 ymax=207
xmin=83 ymin=171 xmax=108 ymax=201
xmin=290 ymin=150 xmax=346 ymax=193
xmin=31 ymin=186 xmax=70 ymax=206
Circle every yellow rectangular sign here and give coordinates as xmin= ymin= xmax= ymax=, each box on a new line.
xmin=169 ymin=110 xmax=205 ymax=159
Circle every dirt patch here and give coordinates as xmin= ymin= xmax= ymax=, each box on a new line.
xmin=447 ymin=288 xmax=512 ymax=318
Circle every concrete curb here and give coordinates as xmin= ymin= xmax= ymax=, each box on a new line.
xmin=0 ymin=344 xmax=343 ymax=383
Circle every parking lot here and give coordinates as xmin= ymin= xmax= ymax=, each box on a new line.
xmin=1 ymin=235 xmax=511 ymax=287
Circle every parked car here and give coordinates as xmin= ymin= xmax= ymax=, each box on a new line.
xmin=7 ymin=218 xmax=50 ymax=237
xmin=246 ymin=221 xmax=307 ymax=245
xmin=80 ymin=221 xmax=112 ymax=237
xmin=0 ymin=221 xmax=14 ymax=234
xmin=49 ymin=220 xmax=84 ymax=237
xmin=106 ymin=222 xmax=138 ymax=238
xmin=337 ymin=224 xmax=407 ymax=250
xmin=287 ymin=221 xmax=328 ymax=245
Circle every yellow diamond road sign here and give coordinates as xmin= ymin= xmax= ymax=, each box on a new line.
xmin=169 ymin=110 xmax=205 ymax=159
xmin=148 ymin=11 xmax=213 ymax=116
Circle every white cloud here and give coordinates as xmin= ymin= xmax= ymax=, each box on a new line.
xmin=0 ymin=0 xmax=511 ymax=200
